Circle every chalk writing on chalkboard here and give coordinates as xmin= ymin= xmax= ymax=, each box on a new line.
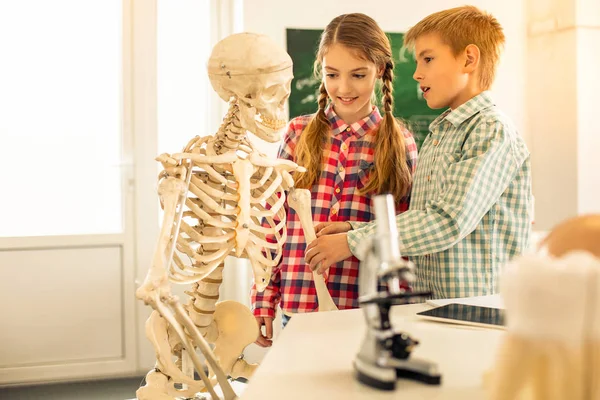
xmin=286 ymin=28 xmax=441 ymax=149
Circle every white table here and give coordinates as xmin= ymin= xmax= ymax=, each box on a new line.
xmin=241 ymin=302 xmax=505 ymax=400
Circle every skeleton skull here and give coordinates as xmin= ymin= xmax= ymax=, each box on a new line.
xmin=208 ymin=32 xmax=293 ymax=143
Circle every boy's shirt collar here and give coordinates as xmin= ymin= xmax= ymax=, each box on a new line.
xmin=325 ymin=104 xmax=382 ymax=137
xmin=431 ymin=91 xmax=495 ymax=129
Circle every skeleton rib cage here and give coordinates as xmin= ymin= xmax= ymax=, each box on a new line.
xmin=163 ymin=134 xmax=290 ymax=289
xmin=157 ymin=130 xmax=302 ymax=338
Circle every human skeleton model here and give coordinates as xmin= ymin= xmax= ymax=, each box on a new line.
xmin=487 ymin=215 xmax=600 ymax=400
xmin=135 ymin=33 xmax=336 ymax=400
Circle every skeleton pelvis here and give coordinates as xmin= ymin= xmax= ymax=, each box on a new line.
xmin=212 ymin=300 xmax=259 ymax=374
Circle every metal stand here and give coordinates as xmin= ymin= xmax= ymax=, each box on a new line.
xmin=353 ymin=195 xmax=442 ymax=390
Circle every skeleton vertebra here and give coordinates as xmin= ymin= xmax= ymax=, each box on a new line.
xmin=135 ymin=33 xmax=306 ymax=400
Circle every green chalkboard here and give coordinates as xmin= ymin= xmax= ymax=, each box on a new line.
xmin=286 ymin=28 xmax=441 ymax=149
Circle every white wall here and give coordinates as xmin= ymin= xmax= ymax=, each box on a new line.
xmin=576 ymin=1 xmax=600 ymax=216
xmin=242 ymin=0 xmax=528 ymax=154
xmin=527 ymin=3 xmax=578 ymax=230
xmin=527 ymin=0 xmax=600 ymax=230
xmin=577 ymin=28 xmax=600 ymax=215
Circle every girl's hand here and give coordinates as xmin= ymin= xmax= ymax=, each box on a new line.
xmin=255 ymin=316 xmax=273 ymax=347
xmin=305 ymin=233 xmax=352 ymax=274
xmin=314 ymin=221 xmax=352 ymax=237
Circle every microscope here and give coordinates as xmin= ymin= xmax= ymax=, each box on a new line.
xmin=353 ymin=195 xmax=442 ymax=390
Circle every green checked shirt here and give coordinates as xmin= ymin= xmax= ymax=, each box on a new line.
xmin=347 ymin=91 xmax=532 ymax=299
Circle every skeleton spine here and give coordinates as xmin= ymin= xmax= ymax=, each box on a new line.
xmin=214 ymin=101 xmax=245 ymax=154
xmin=187 ymin=265 xmax=223 ymax=342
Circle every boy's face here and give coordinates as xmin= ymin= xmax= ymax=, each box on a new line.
xmin=413 ymin=33 xmax=472 ymax=110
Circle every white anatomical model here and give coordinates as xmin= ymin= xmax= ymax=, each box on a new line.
xmin=488 ymin=252 xmax=600 ymax=400
xmin=487 ymin=215 xmax=600 ymax=400
xmin=135 ymin=33 xmax=319 ymax=400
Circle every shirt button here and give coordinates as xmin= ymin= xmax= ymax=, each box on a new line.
xmin=331 ymin=208 xmax=337 ymax=215
xmin=338 ymin=166 xmax=344 ymax=173
xmin=433 ymin=139 xmax=439 ymax=146
xmin=346 ymin=127 xmax=351 ymax=132
xmin=341 ymin=143 xmax=348 ymax=151
xmin=335 ymin=187 xmax=341 ymax=193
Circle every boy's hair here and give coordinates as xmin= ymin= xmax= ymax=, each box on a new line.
xmin=294 ymin=13 xmax=412 ymax=200
xmin=404 ymin=5 xmax=505 ymax=90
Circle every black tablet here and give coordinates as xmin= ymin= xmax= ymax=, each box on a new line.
xmin=416 ymin=303 xmax=505 ymax=330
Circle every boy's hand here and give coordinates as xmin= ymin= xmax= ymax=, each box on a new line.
xmin=305 ymin=233 xmax=352 ymax=274
xmin=255 ymin=316 xmax=273 ymax=347
xmin=315 ymin=221 xmax=352 ymax=237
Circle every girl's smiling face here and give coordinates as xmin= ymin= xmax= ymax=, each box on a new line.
xmin=322 ymin=43 xmax=380 ymax=124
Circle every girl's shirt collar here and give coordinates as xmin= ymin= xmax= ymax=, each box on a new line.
xmin=324 ymin=104 xmax=382 ymax=137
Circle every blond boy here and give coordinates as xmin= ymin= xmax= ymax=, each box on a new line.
xmin=305 ymin=6 xmax=533 ymax=299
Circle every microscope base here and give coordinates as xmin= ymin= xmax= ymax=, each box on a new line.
xmin=354 ymin=357 xmax=396 ymax=390
xmin=394 ymin=359 xmax=442 ymax=385
xmin=354 ymin=355 xmax=442 ymax=390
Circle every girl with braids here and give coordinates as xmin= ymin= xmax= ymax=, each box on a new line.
xmin=252 ymin=13 xmax=417 ymax=347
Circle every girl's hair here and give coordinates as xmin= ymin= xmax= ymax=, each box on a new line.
xmin=404 ymin=6 xmax=505 ymax=90
xmin=293 ymin=13 xmax=412 ymax=200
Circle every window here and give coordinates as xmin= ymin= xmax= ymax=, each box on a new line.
xmin=0 ymin=1 xmax=122 ymax=237
xmin=157 ymin=0 xmax=212 ymax=154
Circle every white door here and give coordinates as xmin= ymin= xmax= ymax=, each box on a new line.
xmin=0 ymin=1 xmax=138 ymax=384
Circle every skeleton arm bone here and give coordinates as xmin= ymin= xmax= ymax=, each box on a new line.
xmin=171 ymin=152 xmax=239 ymax=165
xmin=157 ymin=295 xmax=237 ymax=400
xmin=142 ymin=312 xmax=215 ymax=399
xmin=137 ymin=177 xmax=188 ymax=302
xmin=288 ymin=188 xmax=339 ymax=312
xmin=249 ymin=151 xmax=306 ymax=172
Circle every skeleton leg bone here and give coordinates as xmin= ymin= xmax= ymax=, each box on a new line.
xmin=137 ymin=292 xmax=224 ymax=400
xmin=288 ymin=188 xmax=338 ymax=312
xmin=136 ymin=369 xmax=182 ymax=400
xmin=168 ymin=298 xmax=237 ymax=400
xmin=138 ymin=311 xmax=211 ymax=399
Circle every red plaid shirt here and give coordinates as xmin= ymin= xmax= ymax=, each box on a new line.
xmin=251 ymin=105 xmax=418 ymax=318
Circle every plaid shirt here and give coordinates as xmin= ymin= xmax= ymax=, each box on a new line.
xmin=348 ymin=92 xmax=532 ymax=299
xmin=251 ymin=105 xmax=418 ymax=318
